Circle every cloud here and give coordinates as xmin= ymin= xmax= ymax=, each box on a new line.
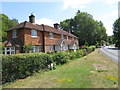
xmin=96 ymin=10 xmax=118 ymax=36
xmin=105 ymin=0 xmax=119 ymax=4
xmin=36 ymin=18 xmax=55 ymax=26
xmin=62 ymin=0 xmax=94 ymax=9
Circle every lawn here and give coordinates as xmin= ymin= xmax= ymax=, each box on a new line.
xmin=3 ymin=49 xmax=118 ymax=88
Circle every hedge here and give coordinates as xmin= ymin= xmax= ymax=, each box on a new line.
xmin=2 ymin=53 xmax=52 ymax=84
xmin=2 ymin=46 xmax=96 ymax=84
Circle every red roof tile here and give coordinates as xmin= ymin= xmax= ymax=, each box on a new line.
xmin=6 ymin=21 xmax=77 ymax=38
xmin=2 ymin=39 xmax=22 ymax=47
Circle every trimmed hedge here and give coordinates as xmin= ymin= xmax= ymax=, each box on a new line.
xmin=86 ymin=46 xmax=96 ymax=53
xmin=2 ymin=53 xmax=52 ymax=84
xmin=2 ymin=46 xmax=96 ymax=84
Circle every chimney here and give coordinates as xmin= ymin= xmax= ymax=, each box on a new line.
xmin=54 ymin=23 xmax=59 ymax=30
xmin=29 ymin=14 xmax=35 ymax=23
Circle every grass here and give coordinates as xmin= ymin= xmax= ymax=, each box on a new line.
xmin=3 ymin=49 xmax=118 ymax=88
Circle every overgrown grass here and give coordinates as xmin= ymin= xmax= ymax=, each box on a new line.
xmin=3 ymin=49 xmax=118 ymax=88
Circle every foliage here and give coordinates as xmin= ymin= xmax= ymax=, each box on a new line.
xmin=113 ymin=18 xmax=120 ymax=48
xmin=86 ymin=46 xmax=96 ymax=53
xmin=23 ymin=43 xmax=33 ymax=53
xmin=0 ymin=14 xmax=19 ymax=42
xmin=53 ymin=51 xmax=68 ymax=65
xmin=60 ymin=10 xmax=107 ymax=45
xmin=2 ymin=46 xmax=96 ymax=84
xmin=2 ymin=53 xmax=52 ymax=84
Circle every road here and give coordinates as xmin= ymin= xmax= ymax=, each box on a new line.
xmin=100 ymin=45 xmax=120 ymax=64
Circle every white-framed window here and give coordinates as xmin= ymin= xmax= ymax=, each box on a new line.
xmin=50 ymin=32 xmax=54 ymax=39
xmin=32 ymin=46 xmax=36 ymax=52
xmin=5 ymin=47 xmax=15 ymax=54
xmin=12 ymin=30 xmax=17 ymax=38
xmin=31 ymin=29 xmax=37 ymax=38
xmin=66 ymin=36 xmax=68 ymax=41
xmin=61 ymin=35 xmax=64 ymax=39
xmin=50 ymin=45 xmax=55 ymax=51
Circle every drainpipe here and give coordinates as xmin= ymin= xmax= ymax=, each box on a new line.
xmin=42 ymin=24 xmax=45 ymax=52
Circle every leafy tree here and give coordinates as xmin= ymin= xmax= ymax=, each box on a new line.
xmin=0 ymin=14 xmax=19 ymax=42
xmin=60 ymin=11 xmax=107 ymax=46
xmin=113 ymin=18 xmax=120 ymax=48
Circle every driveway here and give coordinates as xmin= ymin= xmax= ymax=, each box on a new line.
xmin=100 ymin=45 xmax=120 ymax=64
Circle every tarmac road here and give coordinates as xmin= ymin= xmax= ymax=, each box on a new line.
xmin=100 ymin=45 xmax=120 ymax=64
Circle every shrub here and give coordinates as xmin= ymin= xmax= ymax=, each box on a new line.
xmin=53 ymin=51 xmax=68 ymax=65
xmin=86 ymin=46 xmax=96 ymax=53
xmin=2 ymin=53 xmax=52 ymax=84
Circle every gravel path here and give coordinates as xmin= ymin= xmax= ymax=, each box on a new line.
xmin=100 ymin=45 xmax=120 ymax=64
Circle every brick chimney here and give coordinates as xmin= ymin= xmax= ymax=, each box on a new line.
xmin=54 ymin=23 xmax=60 ymax=30
xmin=29 ymin=14 xmax=35 ymax=23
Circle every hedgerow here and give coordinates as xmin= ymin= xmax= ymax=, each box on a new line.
xmin=2 ymin=46 xmax=96 ymax=84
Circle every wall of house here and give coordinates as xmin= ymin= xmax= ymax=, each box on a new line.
xmin=24 ymin=29 xmax=43 ymax=45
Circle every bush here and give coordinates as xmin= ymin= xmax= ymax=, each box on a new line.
xmin=2 ymin=53 xmax=52 ymax=84
xmin=53 ymin=51 xmax=68 ymax=65
xmin=86 ymin=46 xmax=96 ymax=53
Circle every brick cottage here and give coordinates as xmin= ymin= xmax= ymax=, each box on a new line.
xmin=3 ymin=14 xmax=79 ymax=54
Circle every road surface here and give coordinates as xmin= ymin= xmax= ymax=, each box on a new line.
xmin=100 ymin=45 xmax=120 ymax=64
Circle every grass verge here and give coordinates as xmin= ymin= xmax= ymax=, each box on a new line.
xmin=3 ymin=49 xmax=118 ymax=88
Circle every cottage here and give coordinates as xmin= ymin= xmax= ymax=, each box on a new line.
xmin=3 ymin=14 xmax=79 ymax=54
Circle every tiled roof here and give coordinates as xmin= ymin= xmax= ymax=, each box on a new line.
xmin=6 ymin=21 xmax=77 ymax=38
xmin=2 ymin=39 xmax=22 ymax=47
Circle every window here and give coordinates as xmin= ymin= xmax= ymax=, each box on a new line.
xmin=50 ymin=45 xmax=55 ymax=51
xmin=50 ymin=32 xmax=54 ymax=39
xmin=5 ymin=47 xmax=15 ymax=55
xmin=31 ymin=29 xmax=37 ymax=38
xmin=61 ymin=35 xmax=64 ymax=39
xmin=32 ymin=46 xmax=36 ymax=52
xmin=12 ymin=30 xmax=17 ymax=38
xmin=66 ymin=36 xmax=68 ymax=41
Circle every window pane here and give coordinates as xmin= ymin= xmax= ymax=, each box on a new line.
xmin=11 ymin=47 xmax=14 ymax=50
xmin=7 ymin=51 xmax=10 ymax=54
xmin=32 ymin=30 xmax=37 ymax=36
xmin=11 ymin=51 xmax=15 ymax=54
xmin=6 ymin=47 xmax=10 ymax=50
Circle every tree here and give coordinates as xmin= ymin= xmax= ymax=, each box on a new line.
xmin=113 ymin=18 xmax=120 ymax=48
xmin=0 ymin=14 xmax=19 ymax=42
xmin=60 ymin=11 xmax=107 ymax=46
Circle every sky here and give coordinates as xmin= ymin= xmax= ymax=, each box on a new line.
xmin=1 ymin=0 xmax=120 ymax=36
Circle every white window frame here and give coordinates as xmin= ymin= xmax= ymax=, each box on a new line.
xmin=31 ymin=29 xmax=37 ymax=38
xmin=50 ymin=45 xmax=54 ymax=51
xmin=66 ymin=36 xmax=68 ymax=41
xmin=50 ymin=32 xmax=54 ymax=39
xmin=5 ymin=47 xmax=15 ymax=55
xmin=12 ymin=30 xmax=17 ymax=38
xmin=32 ymin=46 xmax=36 ymax=52
xmin=61 ymin=35 xmax=64 ymax=39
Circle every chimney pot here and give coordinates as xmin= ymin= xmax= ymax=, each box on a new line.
xmin=54 ymin=23 xmax=59 ymax=30
xmin=29 ymin=14 xmax=35 ymax=23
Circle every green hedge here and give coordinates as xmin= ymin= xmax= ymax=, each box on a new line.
xmin=86 ymin=46 xmax=96 ymax=53
xmin=2 ymin=53 xmax=52 ymax=84
xmin=2 ymin=46 xmax=96 ymax=84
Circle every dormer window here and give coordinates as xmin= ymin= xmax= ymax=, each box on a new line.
xmin=12 ymin=30 xmax=17 ymax=38
xmin=31 ymin=29 xmax=37 ymax=38
xmin=61 ymin=35 xmax=64 ymax=39
xmin=50 ymin=32 xmax=54 ymax=39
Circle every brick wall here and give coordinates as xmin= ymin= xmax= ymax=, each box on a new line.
xmin=24 ymin=29 xmax=43 ymax=45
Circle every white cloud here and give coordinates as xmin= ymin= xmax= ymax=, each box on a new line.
xmin=36 ymin=18 xmax=55 ymax=26
xmin=96 ymin=10 xmax=118 ymax=36
xmin=62 ymin=0 xmax=94 ymax=9
xmin=105 ymin=0 xmax=119 ymax=4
